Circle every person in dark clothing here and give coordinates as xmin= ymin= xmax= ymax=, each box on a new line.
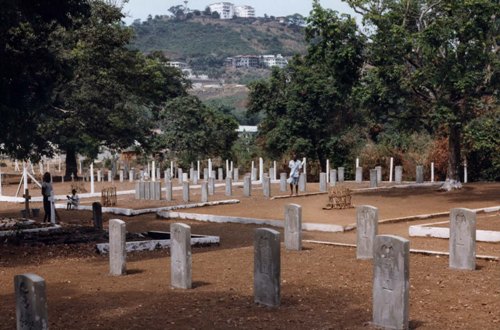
xmin=41 ymin=172 xmax=52 ymax=222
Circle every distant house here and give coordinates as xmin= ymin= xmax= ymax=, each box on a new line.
xmin=166 ymin=61 xmax=189 ymax=69
xmin=225 ymin=55 xmax=260 ymax=68
xmin=260 ymin=54 xmax=288 ymax=68
xmin=209 ymin=2 xmax=234 ymax=19
xmin=237 ymin=125 xmax=258 ymax=138
xmin=234 ymin=5 xmax=255 ymax=18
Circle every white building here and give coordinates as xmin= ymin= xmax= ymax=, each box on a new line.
xmin=209 ymin=2 xmax=234 ymax=19
xmin=166 ymin=61 xmax=189 ymax=69
xmin=234 ymin=5 xmax=255 ymax=18
xmin=260 ymin=54 xmax=288 ymax=68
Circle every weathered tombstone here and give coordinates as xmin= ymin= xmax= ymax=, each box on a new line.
xmin=216 ymin=168 xmax=222 ymax=181
xmin=242 ymin=175 xmax=251 ymax=197
xmin=178 ymin=168 xmax=183 ymax=184
xmin=129 ymin=170 xmax=134 ymax=182
xmin=14 ymin=273 xmax=48 ymax=330
xmin=109 ymin=219 xmax=126 ymax=276
xmin=192 ymin=171 xmax=198 ymax=185
xmin=155 ymin=182 xmax=162 ymax=200
xmin=319 ymin=172 xmax=327 ymax=192
xmin=233 ymin=168 xmax=239 ymax=182
xmin=373 ymin=235 xmax=409 ymax=330
xmin=144 ymin=181 xmax=150 ymax=200
xmin=449 ymin=208 xmax=476 ymax=270
xmin=97 ymin=170 xmax=102 ymax=182
xmin=262 ymin=176 xmax=271 ymax=198
xmin=395 ymin=166 xmax=403 ymax=184
xmin=164 ymin=170 xmax=171 ymax=181
xmin=203 ymin=168 xmax=209 ymax=180
xmin=251 ymin=167 xmax=257 ymax=181
xmin=376 ymin=166 xmax=382 ymax=183
xmin=330 ymin=169 xmax=337 ymax=186
xmin=355 ymin=166 xmax=363 ymax=183
xmin=356 ymin=205 xmax=378 ymax=259
xmin=182 ymin=173 xmax=188 ymax=183
xmin=225 ymin=177 xmax=232 ymax=196
xmin=201 ymin=182 xmax=208 ymax=203
xmin=119 ymin=170 xmax=124 ymax=182
xmin=254 ymin=228 xmax=280 ymax=307
xmin=284 ymin=204 xmax=302 ymax=251
xmin=156 ymin=168 xmax=160 ymax=181
xmin=279 ymin=173 xmax=287 ymax=192
xmin=171 ymin=223 xmax=192 ymax=289
xmin=165 ymin=180 xmax=173 ymax=201
xmin=211 ymin=170 xmax=216 ymax=180
xmin=208 ymin=177 xmax=215 ymax=196
xmin=338 ymin=167 xmax=345 ymax=183
xmin=92 ymin=202 xmax=103 ymax=230
xmin=416 ymin=165 xmax=424 ymax=183
xmin=182 ymin=181 xmax=190 ymax=203
xmin=370 ymin=169 xmax=378 ymax=188
xmin=298 ymin=173 xmax=306 ymax=192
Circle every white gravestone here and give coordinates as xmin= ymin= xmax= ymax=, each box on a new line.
xmin=337 ymin=167 xmax=344 ymax=183
xmin=254 ymin=228 xmax=280 ymax=307
xmin=279 ymin=173 xmax=287 ymax=192
xmin=201 ymin=182 xmax=208 ymax=203
xmin=319 ymin=172 xmax=327 ymax=192
xmin=15 ymin=273 xmax=48 ymax=330
xmin=182 ymin=182 xmax=190 ymax=203
xmin=284 ymin=204 xmax=302 ymax=251
xmin=225 ymin=177 xmax=232 ymax=196
xmin=244 ymin=176 xmax=252 ymax=197
xmin=109 ymin=219 xmax=127 ymax=276
xmin=171 ymin=223 xmax=192 ymax=289
xmin=356 ymin=205 xmax=378 ymax=259
xmin=449 ymin=208 xmax=476 ymax=270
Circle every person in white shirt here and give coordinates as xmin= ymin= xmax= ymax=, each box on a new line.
xmin=288 ymin=154 xmax=302 ymax=196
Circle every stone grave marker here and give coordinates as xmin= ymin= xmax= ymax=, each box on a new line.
xmin=97 ymin=170 xmax=102 ymax=182
xmin=449 ymin=208 xmax=476 ymax=270
xmin=233 ymin=168 xmax=239 ymax=182
xmin=263 ymin=176 xmax=271 ymax=198
xmin=92 ymin=202 xmax=103 ymax=230
xmin=330 ymin=169 xmax=337 ymax=186
xmin=254 ymin=228 xmax=280 ymax=307
xmin=182 ymin=182 xmax=190 ymax=203
xmin=165 ymin=180 xmax=173 ymax=201
xmin=370 ymin=169 xmax=378 ymax=188
xmin=416 ymin=165 xmax=424 ymax=183
xmin=109 ymin=219 xmax=126 ymax=276
xmin=225 ymin=177 xmax=232 ymax=196
xmin=395 ymin=166 xmax=403 ymax=184
xmin=203 ymin=168 xmax=209 ymax=180
xmin=373 ymin=235 xmax=409 ymax=330
xmin=217 ymin=168 xmax=223 ymax=181
xmin=280 ymin=173 xmax=287 ymax=192
xmin=355 ymin=166 xmax=363 ymax=183
xmin=192 ymin=171 xmax=198 ymax=185
xmin=107 ymin=170 xmax=112 ymax=182
xmin=376 ymin=166 xmax=382 ymax=183
xmin=14 ymin=273 xmax=48 ymax=330
xmin=338 ymin=167 xmax=345 ymax=183
xmin=284 ymin=204 xmax=302 ymax=251
xmin=178 ymin=168 xmax=183 ymax=184
xmin=208 ymin=177 xmax=215 ymax=195
xmin=129 ymin=170 xmax=134 ymax=182
xmin=244 ymin=176 xmax=251 ymax=197
xmin=356 ymin=205 xmax=378 ymax=259
xmin=119 ymin=170 xmax=124 ymax=182
xmin=171 ymin=223 xmax=192 ymax=289
xmin=319 ymin=172 xmax=327 ymax=192
xmin=201 ymin=182 xmax=208 ymax=203
xmin=251 ymin=168 xmax=257 ymax=181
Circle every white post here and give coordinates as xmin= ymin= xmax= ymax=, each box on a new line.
xmin=152 ymin=161 xmax=156 ymax=181
xmin=79 ymin=159 xmax=82 ymax=175
xmin=259 ymin=157 xmax=264 ymax=182
xmin=431 ymin=162 xmax=435 ymax=183
xmin=197 ymin=160 xmax=200 ymax=179
xmin=90 ymin=163 xmax=95 ymax=194
xmin=226 ymin=159 xmax=229 ymax=176
xmin=208 ymin=159 xmax=212 ymax=178
xmin=147 ymin=162 xmax=151 ymax=178
xmin=170 ymin=161 xmax=174 ymax=177
xmin=251 ymin=161 xmax=255 ymax=180
xmin=464 ymin=161 xmax=468 ymax=183
xmin=273 ymin=161 xmax=277 ymax=181
xmin=230 ymin=161 xmax=234 ymax=173
xmin=389 ymin=157 xmax=394 ymax=182
xmin=326 ymin=159 xmax=330 ymax=183
xmin=23 ymin=163 xmax=28 ymax=193
xmin=356 ymin=157 xmax=359 ymax=168
xmin=302 ymin=157 xmax=307 ymax=177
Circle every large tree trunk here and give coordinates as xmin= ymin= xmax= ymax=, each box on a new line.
xmin=441 ymin=124 xmax=462 ymax=191
xmin=65 ymin=147 xmax=78 ymax=180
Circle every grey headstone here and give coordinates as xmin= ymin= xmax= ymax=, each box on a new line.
xmin=182 ymin=182 xmax=190 ymax=203
xmin=218 ymin=168 xmax=223 ymax=181
xmin=201 ymin=182 xmax=208 ymax=203
xmin=395 ymin=166 xmax=403 ymax=184
xmin=225 ymin=177 xmax=232 ymax=196
xmin=319 ymin=172 xmax=327 ymax=192
xmin=254 ymin=228 xmax=280 ymax=307
xmin=370 ymin=169 xmax=378 ymax=188
xmin=165 ymin=180 xmax=173 ymax=201
xmin=356 ymin=205 xmax=378 ymax=259
xmin=108 ymin=170 xmax=112 ymax=182
xmin=92 ymin=202 xmax=103 ymax=230
xmin=14 ymin=273 xmax=48 ymax=330
xmin=192 ymin=171 xmax=198 ymax=185
xmin=144 ymin=181 xmax=150 ymax=200
xmin=416 ymin=165 xmax=424 ymax=183
xmin=251 ymin=168 xmax=257 ymax=181
xmin=355 ymin=166 xmax=363 ymax=183
xmin=330 ymin=169 xmax=337 ymax=186
xmin=203 ymin=168 xmax=209 ymax=180
xmin=262 ymin=176 xmax=271 ymax=198
xmin=376 ymin=166 xmax=382 ymax=183
xmin=337 ymin=167 xmax=345 ymax=183
xmin=373 ymin=235 xmax=409 ymax=330
xmin=189 ymin=168 xmax=194 ymax=181
xmin=284 ymin=204 xmax=302 ymax=251
xmin=298 ymin=173 xmax=306 ymax=192
xmin=182 ymin=173 xmax=188 ymax=182
xmin=109 ymin=219 xmax=126 ymax=276
xmin=244 ymin=176 xmax=252 ymax=197
xmin=208 ymin=177 xmax=215 ymax=195
xmin=449 ymin=208 xmax=476 ymax=270
xmin=171 ymin=223 xmax=192 ymax=289
xmin=129 ymin=170 xmax=134 ymax=182
xmin=233 ymin=168 xmax=239 ymax=182
xmin=165 ymin=170 xmax=171 ymax=181
xmin=279 ymin=172 xmax=287 ymax=192
xmin=119 ymin=170 xmax=124 ymax=182
xmin=97 ymin=170 xmax=102 ymax=182
xmin=154 ymin=182 xmax=161 ymax=200
xmin=178 ymin=168 xmax=183 ymax=184
xmin=211 ymin=170 xmax=216 ymax=180
xmin=156 ymin=168 xmax=160 ymax=180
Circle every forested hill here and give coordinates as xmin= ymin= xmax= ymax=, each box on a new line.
xmin=130 ymin=16 xmax=307 ymax=61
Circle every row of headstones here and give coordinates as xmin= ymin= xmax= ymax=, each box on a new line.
xmin=358 ymin=165 xmax=425 ymax=187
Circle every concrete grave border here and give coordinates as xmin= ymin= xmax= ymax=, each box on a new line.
xmin=0 ymin=223 xmax=62 ymax=237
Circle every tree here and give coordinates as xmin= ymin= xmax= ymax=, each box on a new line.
xmin=347 ymin=0 xmax=499 ymax=189
xmin=211 ymin=11 xmax=220 ymax=19
xmin=203 ymin=6 xmax=211 ymax=16
xmin=0 ymin=0 xmax=90 ymax=160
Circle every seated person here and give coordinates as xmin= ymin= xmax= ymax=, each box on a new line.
xmin=66 ymin=189 xmax=80 ymax=210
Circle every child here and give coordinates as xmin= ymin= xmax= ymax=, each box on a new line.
xmin=67 ymin=189 xmax=80 ymax=210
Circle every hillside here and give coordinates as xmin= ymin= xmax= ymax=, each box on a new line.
xmin=130 ymin=16 xmax=307 ymax=62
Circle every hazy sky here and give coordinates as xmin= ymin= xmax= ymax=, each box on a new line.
xmin=122 ymin=0 xmax=356 ymax=24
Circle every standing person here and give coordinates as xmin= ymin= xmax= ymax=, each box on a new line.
xmin=41 ymin=172 xmax=52 ymax=222
xmin=288 ymin=154 xmax=302 ymax=196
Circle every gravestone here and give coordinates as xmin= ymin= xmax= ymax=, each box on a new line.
xmin=156 ymin=168 xmax=160 ymax=180
xmin=211 ymin=170 xmax=216 ymax=180
xmin=225 ymin=177 xmax=232 ymax=196
xmin=119 ymin=170 xmax=124 ymax=182
xmin=356 ymin=205 xmax=378 ymax=259
xmin=298 ymin=173 xmax=306 ymax=192
xmin=355 ymin=167 xmax=363 ymax=183
xmin=182 ymin=182 xmax=190 ymax=203
xmin=319 ymin=172 xmax=327 ymax=192
xmin=449 ymin=208 xmax=476 ymax=270
xmin=92 ymin=202 xmax=103 ymax=230
xmin=416 ymin=165 xmax=424 ymax=183
xmin=165 ymin=180 xmax=173 ymax=201
xmin=254 ymin=228 xmax=280 ymax=307
xmin=171 ymin=223 xmax=192 ymax=289
xmin=192 ymin=171 xmax=198 ymax=185
xmin=251 ymin=168 xmax=257 ymax=181
xmin=109 ymin=219 xmax=126 ymax=276
xmin=373 ymin=235 xmax=409 ymax=330
xmin=233 ymin=168 xmax=239 ymax=182
xmin=178 ymin=168 xmax=183 ymax=184
xmin=201 ymin=182 xmax=208 ymax=203
xmin=376 ymin=166 xmax=382 ymax=183
xmin=107 ymin=171 xmax=112 ymax=182
xmin=330 ymin=169 xmax=337 ymax=186
xmin=14 ymin=273 xmax=48 ymax=330
xmin=338 ymin=167 xmax=345 ymax=183
xmin=244 ymin=176 xmax=252 ymax=197
xmin=262 ymin=176 xmax=271 ymax=198
xmin=129 ymin=170 xmax=134 ymax=182
xmin=208 ymin=177 xmax=215 ymax=195
xmin=164 ymin=170 xmax=171 ymax=181
xmin=97 ymin=170 xmax=102 ymax=182
xmin=284 ymin=204 xmax=302 ymax=251
xmin=395 ymin=166 xmax=403 ymax=184
xmin=370 ymin=169 xmax=378 ymax=188
xmin=218 ymin=168 xmax=224 ymax=181
xmin=280 ymin=173 xmax=287 ymax=192
xmin=203 ymin=168 xmax=209 ymax=180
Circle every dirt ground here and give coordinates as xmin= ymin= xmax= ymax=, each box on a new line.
xmin=1 ymin=182 xmax=499 ymax=329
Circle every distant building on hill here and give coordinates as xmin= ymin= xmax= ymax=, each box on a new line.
xmin=260 ymin=54 xmax=288 ymax=68
xmin=225 ymin=54 xmax=288 ymax=69
xmin=209 ymin=2 xmax=255 ymax=19
xmin=166 ymin=61 xmax=189 ymax=69
xmin=234 ymin=5 xmax=255 ymax=18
